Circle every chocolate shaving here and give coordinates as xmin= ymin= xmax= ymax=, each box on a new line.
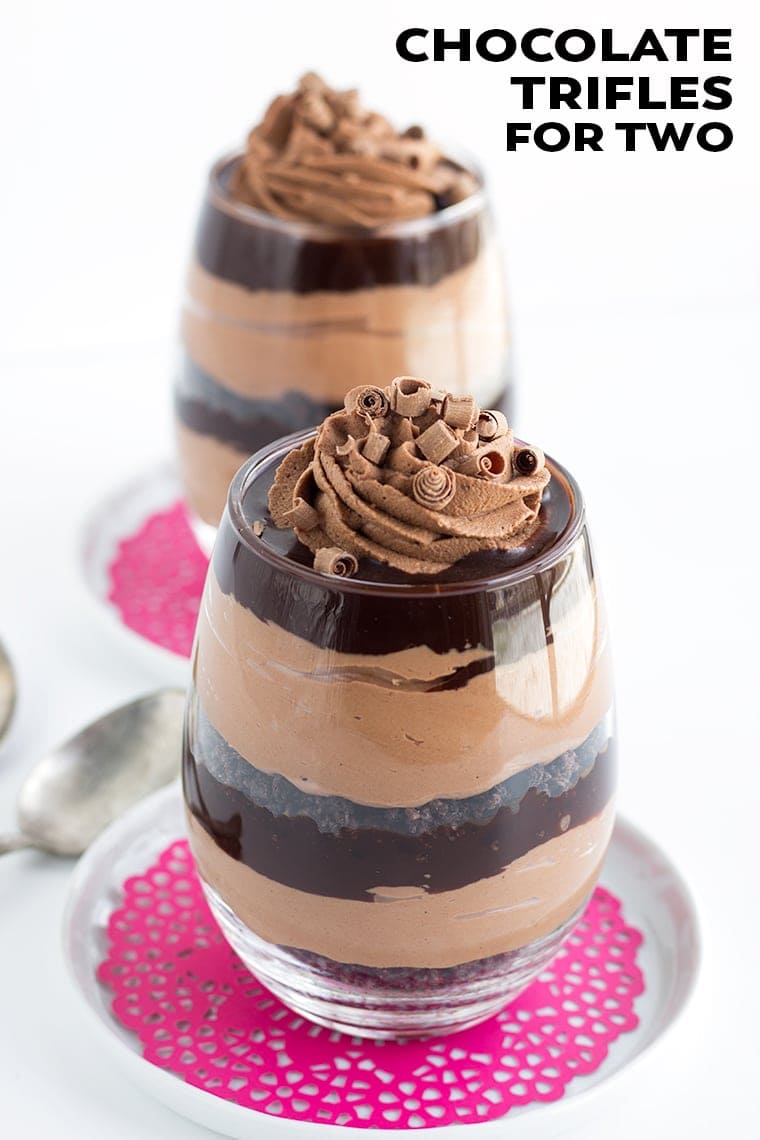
xmin=344 ymin=384 xmax=390 ymax=419
xmin=313 ymin=546 xmax=359 ymax=577
xmin=442 ymin=394 xmax=479 ymax=430
xmin=362 ymin=432 xmax=391 ymax=465
xmin=514 ymin=447 xmax=546 ymax=476
xmin=281 ymin=496 xmax=319 ymax=531
xmin=477 ymin=409 xmax=509 ymax=441
xmin=411 ymin=465 xmax=456 ymax=510
xmin=455 ymin=447 xmax=508 ymax=479
xmin=389 ymin=376 xmax=432 ymax=417
xmin=416 ymin=420 xmax=458 ymax=464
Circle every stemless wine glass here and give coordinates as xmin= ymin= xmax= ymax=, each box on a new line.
xmin=182 ymin=431 xmax=615 ymax=1038
xmin=174 ymin=152 xmax=512 ymax=546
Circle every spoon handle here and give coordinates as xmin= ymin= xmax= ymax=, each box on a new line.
xmin=0 ymin=833 xmax=38 ymax=855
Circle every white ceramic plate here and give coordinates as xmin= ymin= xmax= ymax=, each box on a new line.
xmin=62 ymin=784 xmax=700 ymax=1139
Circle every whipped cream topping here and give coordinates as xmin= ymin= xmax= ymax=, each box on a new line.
xmin=268 ymin=377 xmax=550 ymax=575
xmin=230 ymin=72 xmax=478 ymax=225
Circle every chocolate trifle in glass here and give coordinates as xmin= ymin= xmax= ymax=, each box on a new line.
xmin=174 ymin=74 xmax=512 ymax=538
xmin=183 ymin=377 xmax=615 ymax=1037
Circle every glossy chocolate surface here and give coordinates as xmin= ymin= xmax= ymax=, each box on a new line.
xmin=211 ymin=445 xmax=580 ymax=657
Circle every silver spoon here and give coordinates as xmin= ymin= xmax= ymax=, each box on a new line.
xmin=0 ymin=688 xmax=186 ymax=856
xmin=0 ymin=638 xmax=16 ymax=745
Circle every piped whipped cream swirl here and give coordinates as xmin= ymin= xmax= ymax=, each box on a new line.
xmin=268 ymin=377 xmax=550 ymax=575
xmin=230 ymin=72 xmax=478 ymax=225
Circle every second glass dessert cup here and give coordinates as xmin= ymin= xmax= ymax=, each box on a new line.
xmin=183 ymin=433 xmax=615 ymax=1038
xmin=174 ymin=153 xmax=512 ymax=543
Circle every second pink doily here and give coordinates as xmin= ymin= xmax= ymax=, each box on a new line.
xmin=98 ymin=839 xmax=644 ymax=1130
xmin=107 ymin=500 xmax=207 ymax=658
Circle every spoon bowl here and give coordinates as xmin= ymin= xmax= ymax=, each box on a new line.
xmin=0 ymin=638 xmax=16 ymax=744
xmin=2 ymin=689 xmax=186 ymax=857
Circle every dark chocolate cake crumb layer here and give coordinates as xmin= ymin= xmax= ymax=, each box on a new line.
xmin=191 ymin=705 xmax=611 ymax=836
xmin=184 ymin=724 xmax=614 ymax=901
xmin=283 ymin=901 xmax=585 ymax=992
xmin=175 ymin=369 xmax=336 ymax=456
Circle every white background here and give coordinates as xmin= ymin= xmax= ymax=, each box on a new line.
xmin=0 ymin=1 xmax=758 ymax=1136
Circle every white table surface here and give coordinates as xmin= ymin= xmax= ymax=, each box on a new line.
xmin=1 ymin=0 xmax=759 ymax=1134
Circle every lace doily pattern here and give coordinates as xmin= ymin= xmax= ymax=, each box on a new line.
xmin=98 ymin=839 xmax=644 ymax=1128
xmin=106 ymin=501 xmax=207 ymax=657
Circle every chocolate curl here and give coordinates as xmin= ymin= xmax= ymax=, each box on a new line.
xmin=283 ymin=122 xmax=333 ymax=161
xmin=477 ymin=410 xmax=509 ymax=441
xmin=298 ymin=90 xmax=336 ymax=134
xmin=335 ymin=434 xmax=357 ymax=456
xmin=362 ymin=431 xmax=391 ymax=465
xmin=446 ymin=437 xmax=478 ymax=463
xmin=455 ymin=447 xmax=509 ymax=479
xmin=257 ymin=94 xmax=295 ymax=149
xmin=411 ymin=465 xmax=456 ymax=511
xmin=388 ymin=376 xmax=432 ymax=417
xmin=416 ymin=420 xmax=458 ymax=464
xmin=298 ymin=72 xmax=329 ymax=94
xmin=329 ymin=87 xmax=362 ymax=120
xmin=344 ymin=384 xmax=390 ymax=419
xmin=336 ymin=434 xmax=382 ymax=480
xmin=282 ymin=496 xmax=319 ymax=531
xmin=378 ymin=138 xmax=440 ymax=173
xmin=442 ymin=394 xmax=479 ymax=430
xmin=313 ymin=546 xmax=359 ymax=577
xmin=513 ymin=446 xmax=546 ymax=477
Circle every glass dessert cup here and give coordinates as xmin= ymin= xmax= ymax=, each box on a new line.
xmin=174 ymin=153 xmax=512 ymax=544
xmin=182 ymin=431 xmax=615 ymax=1038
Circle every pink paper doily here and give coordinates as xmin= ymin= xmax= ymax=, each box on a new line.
xmin=98 ymin=840 xmax=644 ymax=1129
xmin=107 ymin=501 xmax=208 ymax=657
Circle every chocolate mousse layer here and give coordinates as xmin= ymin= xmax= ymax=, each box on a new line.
xmin=188 ymin=808 xmax=613 ymax=969
xmin=195 ymin=565 xmax=613 ymax=808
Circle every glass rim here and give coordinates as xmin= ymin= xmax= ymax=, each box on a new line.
xmin=225 ymin=428 xmax=587 ymax=599
xmin=206 ymin=148 xmax=488 ymax=240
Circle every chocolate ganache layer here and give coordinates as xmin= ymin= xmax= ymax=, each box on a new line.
xmin=198 ymin=167 xmax=483 ymax=293
xmin=184 ymin=705 xmax=614 ymax=901
xmin=211 ymin=431 xmax=579 ymax=657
